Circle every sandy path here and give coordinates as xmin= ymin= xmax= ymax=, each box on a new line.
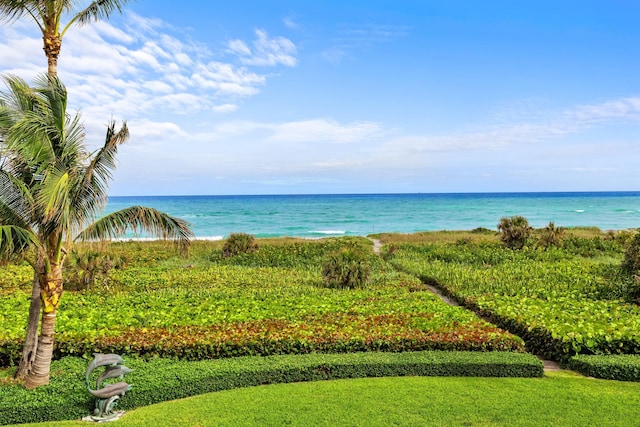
xmin=368 ymin=236 xmax=561 ymax=372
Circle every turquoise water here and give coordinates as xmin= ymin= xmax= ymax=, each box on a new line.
xmin=104 ymin=192 xmax=640 ymax=239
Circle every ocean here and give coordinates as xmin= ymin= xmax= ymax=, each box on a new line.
xmin=104 ymin=192 xmax=640 ymax=239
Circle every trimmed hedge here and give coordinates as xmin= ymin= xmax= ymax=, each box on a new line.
xmin=567 ymin=354 xmax=640 ymax=382
xmin=0 ymin=351 xmax=543 ymax=425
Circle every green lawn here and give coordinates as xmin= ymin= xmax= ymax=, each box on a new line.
xmin=13 ymin=372 xmax=640 ymax=427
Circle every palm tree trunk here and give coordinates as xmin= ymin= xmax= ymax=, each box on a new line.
xmin=14 ymin=273 xmax=41 ymax=380
xmin=43 ymin=33 xmax=61 ymax=77
xmin=24 ymin=262 xmax=63 ymax=389
xmin=24 ymin=311 xmax=56 ymax=389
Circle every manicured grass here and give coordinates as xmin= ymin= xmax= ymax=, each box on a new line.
xmin=13 ymin=372 xmax=640 ymax=427
xmin=0 ymin=352 xmax=542 ymax=425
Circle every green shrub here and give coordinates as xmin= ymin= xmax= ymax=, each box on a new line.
xmin=568 ymin=354 xmax=640 ymax=381
xmin=321 ymin=247 xmax=371 ymax=288
xmin=497 ymin=216 xmax=532 ymax=250
xmin=64 ymin=249 xmax=126 ymax=291
xmin=622 ymin=231 xmax=640 ymax=274
xmin=222 ymin=233 xmax=258 ymax=258
xmin=562 ymin=236 xmax=621 ymax=258
xmin=537 ymin=222 xmax=565 ymax=250
xmin=0 ymin=351 xmax=543 ymax=425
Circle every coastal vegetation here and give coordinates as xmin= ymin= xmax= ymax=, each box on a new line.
xmin=0 ymin=238 xmax=524 ymax=365
xmin=384 ymin=228 xmax=640 ymax=361
xmin=2 ymin=228 xmax=640 ymax=424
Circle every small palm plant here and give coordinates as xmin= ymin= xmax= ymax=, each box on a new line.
xmin=0 ymin=75 xmax=193 ymax=387
xmin=538 ymin=221 xmax=565 ymax=250
xmin=497 ymin=215 xmax=532 ymax=250
xmin=222 ymin=233 xmax=258 ymax=258
xmin=321 ymin=247 xmax=371 ymax=289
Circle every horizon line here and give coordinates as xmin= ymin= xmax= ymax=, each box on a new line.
xmin=108 ymin=190 xmax=640 ymax=198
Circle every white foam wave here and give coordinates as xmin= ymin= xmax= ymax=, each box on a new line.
xmin=107 ymin=236 xmax=224 ymax=242
xmin=309 ymin=230 xmax=346 ymax=235
xmin=575 ymin=210 xmax=585 ymax=213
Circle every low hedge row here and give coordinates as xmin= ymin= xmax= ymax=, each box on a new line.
xmin=0 ymin=351 xmax=543 ymax=425
xmin=567 ymin=354 xmax=640 ymax=382
xmin=0 ymin=313 xmax=525 ymax=366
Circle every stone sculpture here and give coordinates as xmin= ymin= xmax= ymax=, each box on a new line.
xmin=85 ymin=353 xmax=132 ymax=421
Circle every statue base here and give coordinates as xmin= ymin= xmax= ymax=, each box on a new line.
xmin=82 ymin=411 xmax=125 ymax=423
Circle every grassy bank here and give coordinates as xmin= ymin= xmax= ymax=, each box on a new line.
xmin=12 ymin=372 xmax=640 ymax=427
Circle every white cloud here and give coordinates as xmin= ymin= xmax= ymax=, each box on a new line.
xmin=268 ymin=119 xmax=383 ymax=143
xmin=567 ymin=97 xmax=640 ymax=123
xmin=212 ymin=104 xmax=238 ymax=113
xmin=205 ymin=119 xmax=383 ymax=144
xmin=0 ymin=12 xmax=297 ymax=130
xmin=283 ymin=17 xmax=300 ymax=30
xmin=228 ymin=29 xmax=298 ymax=67
xmin=321 ymin=23 xmax=411 ymax=63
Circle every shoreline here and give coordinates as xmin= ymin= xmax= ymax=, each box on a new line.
xmin=98 ymin=225 xmax=637 ymax=243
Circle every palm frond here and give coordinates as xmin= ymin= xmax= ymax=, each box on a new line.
xmin=34 ymin=74 xmax=67 ymax=139
xmin=0 ymin=169 xmax=35 ymax=228
xmin=67 ymin=0 xmax=131 ymax=28
xmin=0 ymin=0 xmax=37 ymax=22
xmin=0 ymin=224 xmax=37 ymax=260
xmin=77 ymin=206 xmax=193 ymax=253
xmin=1 ymin=74 xmax=38 ymax=112
xmin=73 ymin=120 xmax=128 ymax=223
xmin=36 ymin=167 xmax=70 ymax=227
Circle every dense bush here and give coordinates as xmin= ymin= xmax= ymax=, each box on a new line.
xmin=0 ymin=351 xmax=543 ymax=425
xmin=622 ymin=232 xmax=640 ymax=274
xmin=497 ymin=216 xmax=532 ymax=250
xmin=64 ymin=249 xmax=126 ymax=291
xmin=568 ymin=354 xmax=640 ymax=381
xmin=470 ymin=296 xmax=640 ymax=361
xmin=321 ymin=247 xmax=371 ymax=289
xmin=562 ymin=235 xmax=621 ymax=258
xmin=1 ymin=307 xmax=525 ymax=364
xmin=210 ymin=237 xmax=381 ymax=270
xmin=537 ymin=222 xmax=565 ymax=250
xmin=222 ymin=233 xmax=258 ymax=258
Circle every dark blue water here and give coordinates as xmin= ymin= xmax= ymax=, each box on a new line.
xmin=104 ymin=192 xmax=640 ymax=239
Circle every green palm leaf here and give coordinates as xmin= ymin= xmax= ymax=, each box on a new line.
xmin=77 ymin=206 xmax=193 ymax=253
xmin=0 ymin=224 xmax=37 ymax=260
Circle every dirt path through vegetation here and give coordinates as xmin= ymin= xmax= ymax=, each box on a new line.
xmin=368 ymin=237 xmax=562 ymax=372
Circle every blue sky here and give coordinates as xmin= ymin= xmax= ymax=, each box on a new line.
xmin=1 ymin=0 xmax=640 ymax=196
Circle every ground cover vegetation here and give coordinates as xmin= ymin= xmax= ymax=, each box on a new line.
xmin=383 ymin=226 xmax=640 ymax=364
xmin=0 ymin=237 xmax=524 ymax=366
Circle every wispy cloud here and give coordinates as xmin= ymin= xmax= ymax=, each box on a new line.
xmin=208 ymin=118 xmax=383 ymax=144
xmin=321 ymin=23 xmax=410 ymax=63
xmin=227 ymin=29 xmax=298 ymax=67
xmin=283 ymin=17 xmax=300 ymax=30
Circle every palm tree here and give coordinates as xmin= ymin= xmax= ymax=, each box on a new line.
xmin=1 ymin=0 xmax=134 ymax=381
xmin=0 ymin=74 xmax=193 ymax=388
xmin=0 ymin=0 xmax=133 ymax=76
